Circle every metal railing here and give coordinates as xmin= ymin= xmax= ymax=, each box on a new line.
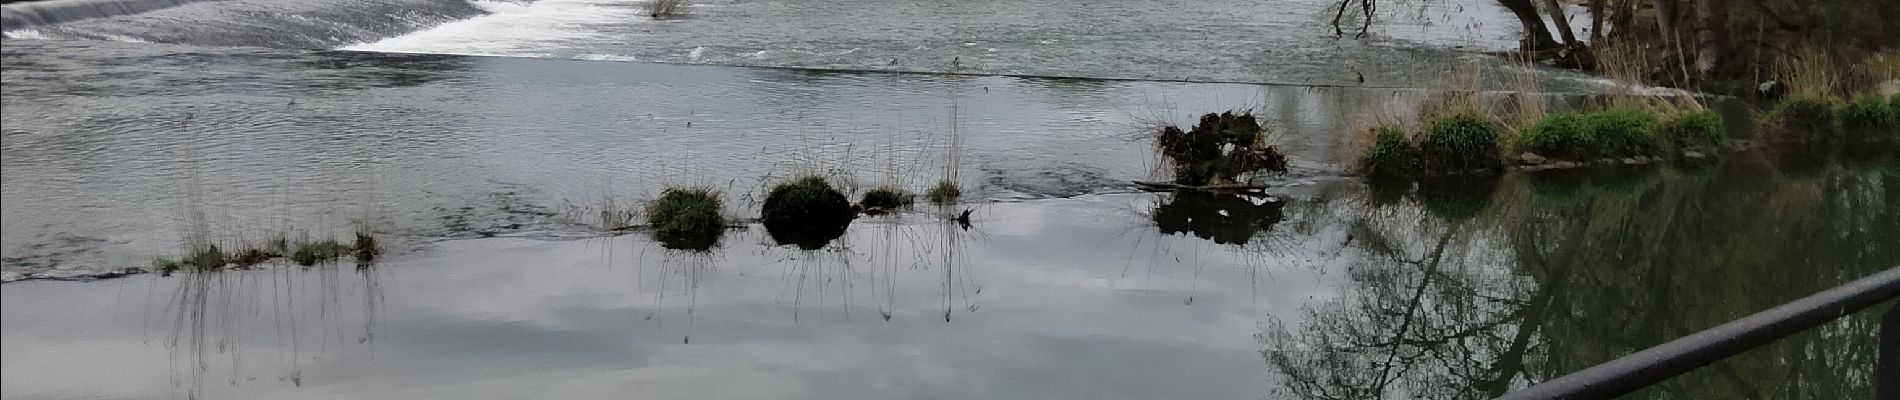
xmin=1496 ymin=266 xmax=1900 ymax=400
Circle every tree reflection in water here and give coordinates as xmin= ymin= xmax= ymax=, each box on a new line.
xmin=1260 ymin=153 xmax=1898 ymax=399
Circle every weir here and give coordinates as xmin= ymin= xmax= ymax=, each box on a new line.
xmin=2 ymin=0 xmax=209 ymax=31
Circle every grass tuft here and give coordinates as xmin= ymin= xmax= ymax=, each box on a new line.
xmin=925 ymin=180 xmax=962 ymax=205
xmin=1153 ymin=111 xmax=1287 ymax=185
xmin=1657 ymin=110 xmax=1728 ymax=152
xmin=1520 ymin=113 xmax=1596 ymax=159
xmin=1418 ymin=113 xmax=1504 ymax=173
xmin=1768 ymin=97 xmax=1843 ymax=142
xmin=352 ymin=231 xmax=380 ymax=265
xmin=761 ymin=176 xmax=854 ymax=250
xmin=859 ymin=186 xmax=915 ymax=211
xmin=647 ymin=187 xmax=725 ymax=251
xmin=1583 ymin=108 xmax=1659 ymax=157
xmin=1356 ymin=124 xmax=1419 ymax=180
xmin=290 ymin=240 xmax=348 ymax=267
xmin=187 ymin=244 xmax=227 ymax=271
xmin=1840 ymin=95 xmax=1899 ymax=140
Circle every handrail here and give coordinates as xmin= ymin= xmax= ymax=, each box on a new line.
xmin=1496 ymin=266 xmax=1900 ymax=400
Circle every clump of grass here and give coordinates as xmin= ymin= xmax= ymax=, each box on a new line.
xmin=1657 ymin=110 xmax=1728 ymax=152
xmin=1840 ymin=95 xmax=1898 ymax=139
xmin=1356 ymin=124 xmax=1419 ymax=180
xmin=352 ymin=231 xmax=380 ymax=265
xmin=290 ymin=239 xmax=348 ymax=266
xmin=646 ymin=0 xmax=688 ymax=18
xmin=1153 ymin=111 xmax=1288 ymax=185
xmin=1768 ymin=97 xmax=1842 ymax=142
xmin=231 ymin=247 xmax=276 ymax=267
xmin=1520 ymin=113 xmax=1596 ymax=159
xmin=925 ymin=180 xmax=961 ymax=205
xmin=647 ymin=187 xmax=725 ymax=251
xmin=1583 ymin=108 xmax=1659 ymax=157
xmin=187 ymin=244 xmax=227 ymax=271
xmin=859 ymin=186 xmax=915 ymax=211
xmin=152 ymin=257 xmax=183 ymax=275
xmin=1418 ymin=113 xmax=1504 ymax=173
xmin=761 ymin=176 xmax=855 ymax=250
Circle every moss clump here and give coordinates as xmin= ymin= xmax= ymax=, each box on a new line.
xmin=1520 ymin=113 xmax=1596 ymax=159
xmin=1418 ymin=113 xmax=1504 ymax=173
xmin=1357 ymin=125 xmax=1419 ymax=180
xmin=1154 ymin=111 xmax=1288 ymax=185
xmin=1769 ymin=97 xmax=1842 ymax=141
xmin=1840 ymin=95 xmax=1898 ymax=140
xmin=1583 ymin=108 xmax=1658 ymax=157
xmin=188 ymin=244 xmax=227 ymax=271
xmin=290 ymin=240 xmax=347 ymax=266
xmin=859 ymin=186 xmax=915 ymax=211
xmin=925 ymin=180 xmax=961 ymax=205
xmin=646 ymin=187 xmax=725 ymax=251
xmin=1656 ymin=110 xmax=1727 ymax=152
xmin=761 ymin=176 xmax=854 ymax=250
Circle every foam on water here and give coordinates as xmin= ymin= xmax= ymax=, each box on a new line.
xmin=343 ymin=0 xmax=643 ymax=57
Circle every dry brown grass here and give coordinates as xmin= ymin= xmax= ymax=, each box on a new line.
xmin=1504 ymin=58 xmax=1546 ymax=129
xmin=1849 ymin=51 xmax=1898 ymax=94
xmin=1418 ymin=59 xmax=1488 ymax=120
xmin=1778 ymin=48 xmax=1843 ymax=100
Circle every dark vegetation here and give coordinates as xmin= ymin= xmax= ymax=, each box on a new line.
xmin=859 ymin=186 xmax=915 ymax=212
xmin=154 ymin=230 xmax=380 ymax=274
xmin=1151 ymin=191 xmax=1286 ymax=246
xmin=925 ymin=180 xmax=961 ymax=205
xmin=1153 ymin=111 xmax=1288 ymax=186
xmin=761 ymin=176 xmax=855 ymax=250
xmin=647 ymin=187 xmax=726 ymax=251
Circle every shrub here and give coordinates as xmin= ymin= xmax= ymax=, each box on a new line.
xmin=859 ymin=186 xmax=915 ymax=210
xmin=1519 ymin=113 xmax=1596 ymax=159
xmin=1582 ymin=108 xmax=1658 ymax=157
xmin=647 ymin=187 xmax=725 ymax=251
xmin=1840 ymin=95 xmax=1898 ymax=139
xmin=1769 ymin=97 xmax=1841 ymax=141
xmin=761 ymin=176 xmax=854 ymax=250
xmin=925 ymin=180 xmax=961 ymax=205
xmin=1657 ymin=110 xmax=1727 ymax=152
xmin=1418 ymin=113 xmax=1504 ymax=173
xmin=1357 ymin=125 xmax=1419 ymax=180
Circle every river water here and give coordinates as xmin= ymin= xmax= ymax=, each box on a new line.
xmin=2 ymin=0 xmax=1895 ymax=398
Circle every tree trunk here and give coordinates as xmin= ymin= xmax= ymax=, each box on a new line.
xmin=1590 ymin=0 xmax=1606 ymax=43
xmin=1692 ymin=0 xmax=1731 ymax=78
xmin=1542 ymin=0 xmax=1580 ymax=46
xmin=1497 ymin=0 xmax=1560 ymax=50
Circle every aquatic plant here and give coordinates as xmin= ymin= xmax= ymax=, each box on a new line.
xmin=1840 ymin=95 xmax=1898 ymax=139
xmin=290 ymin=239 xmax=348 ymax=266
xmin=187 ymin=244 xmax=227 ymax=271
xmin=352 ymin=231 xmax=380 ymax=265
xmin=1520 ymin=113 xmax=1596 ymax=159
xmin=1768 ymin=97 xmax=1842 ymax=141
xmin=647 ymin=0 xmax=688 ymax=18
xmin=647 ymin=187 xmax=726 ymax=251
xmin=1356 ymin=125 xmax=1419 ymax=180
xmin=1153 ymin=111 xmax=1288 ymax=185
xmin=1418 ymin=113 xmax=1504 ymax=174
xmin=925 ymin=180 xmax=961 ymax=205
xmin=1656 ymin=110 xmax=1728 ymax=153
xmin=761 ymin=176 xmax=854 ymax=250
xmin=859 ymin=186 xmax=915 ymax=211
xmin=1583 ymin=108 xmax=1659 ymax=157
xmin=152 ymin=257 xmax=183 ymax=275
xmin=231 ymin=247 xmax=276 ymax=267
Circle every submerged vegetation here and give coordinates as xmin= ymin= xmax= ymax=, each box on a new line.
xmin=761 ymin=176 xmax=855 ymax=250
xmin=1152 ymin=111 xmax=1288 ymax=186
xmin=648 ymin=187 xmax=726 ymax=251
